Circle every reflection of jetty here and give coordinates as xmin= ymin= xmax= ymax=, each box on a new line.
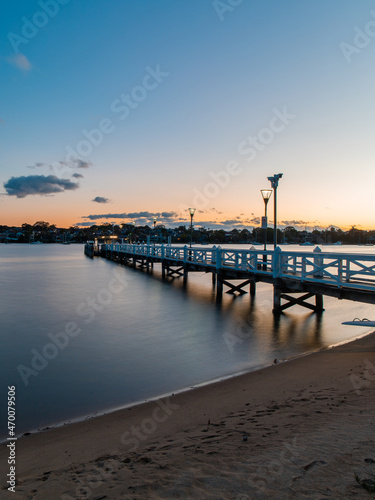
xmin=84 ymin=243 xmax=375 ymax=314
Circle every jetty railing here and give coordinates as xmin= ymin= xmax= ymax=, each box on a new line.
xmin=278 ymin=249 xmax=375 ymax=290
xmin=98 ymin=243 xmax=375 ymax=292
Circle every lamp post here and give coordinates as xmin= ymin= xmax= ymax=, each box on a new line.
xmin=260 ymin=189 xmax=272 ymax=251
xmin=267 ymin=173 xmax=283 ymax=249
xmin=131 ymin=221 xmax=135 ymax=243
xmin=188 ymin=208 xmax=195 ymax=248
xmin=153 ymin=216 xmax=157 ymax=245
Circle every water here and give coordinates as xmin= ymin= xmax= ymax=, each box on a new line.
xmin=1 ymin=243 xmax=374 ymax=439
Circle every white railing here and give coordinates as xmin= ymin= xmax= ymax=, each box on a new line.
xmin=276 ymin=247 xmax=375 ymax=290
xmin=103 ymin=244 xmax=375 ymax=291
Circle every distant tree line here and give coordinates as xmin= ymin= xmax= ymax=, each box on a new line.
xmin=0 ymin=221 xmax=374 ymax=245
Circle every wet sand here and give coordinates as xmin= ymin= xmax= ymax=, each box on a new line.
xmin=1 ymin=332 xmax=375 ymax=499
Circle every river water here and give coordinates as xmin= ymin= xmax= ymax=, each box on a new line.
xmin=1 ymin=243 xmax=374 ymax=439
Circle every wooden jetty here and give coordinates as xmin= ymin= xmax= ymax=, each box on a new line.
xmin=84 ymin=242 xmax=375 ymax=314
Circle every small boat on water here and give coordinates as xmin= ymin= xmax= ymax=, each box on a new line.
xmin=342 ymin=318 xmax=375 ymax=327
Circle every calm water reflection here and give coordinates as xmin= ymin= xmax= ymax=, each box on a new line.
xmin=0 ymin=243 xmax=374 ymax=438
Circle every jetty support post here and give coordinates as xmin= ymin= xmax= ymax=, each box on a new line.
xmin=215 ymin=246 xmax=223 ymax=301
xmin=273 ymin=282 xmax=282 ymax=314
xmin=216 ymin=275 xmax=223 ymax=300
xmin=315 ymin=293 xmax=324 ymax=312
xmin=250 ymin=280 xmax=256 ymax=296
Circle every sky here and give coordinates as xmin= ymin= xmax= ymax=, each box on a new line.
xmin=1 ymin=0 xmax=375 ymax=231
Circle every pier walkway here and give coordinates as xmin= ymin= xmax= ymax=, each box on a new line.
xmin=84 ymin=243 xmax=375 ymax=313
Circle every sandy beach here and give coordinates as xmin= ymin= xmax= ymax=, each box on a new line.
xmin=1 ymin=332 xmax=375 ymax=499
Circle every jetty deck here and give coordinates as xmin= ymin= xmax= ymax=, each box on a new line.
xmin=84 ymin=243 xmax=375 ymax=313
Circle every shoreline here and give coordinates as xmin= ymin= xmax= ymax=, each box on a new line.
xmin=1 ymin=330 xmax=375 ymax=498
xmin=2 ymin=329 xmax=372 ymax=446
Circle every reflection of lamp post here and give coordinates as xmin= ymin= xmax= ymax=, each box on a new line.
xmin=260 ymin=190 xmax=272 ymax=251
xmin=267 ymin=173 xmax=283 ymax=249
xmin=188 ymin=208 xmax=195 ymax=248
xmin=153 ymin=217 xmax=157 ymax=244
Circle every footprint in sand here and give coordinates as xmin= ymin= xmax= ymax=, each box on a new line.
xmin=303 ymin=460 xmax=327 ymax=471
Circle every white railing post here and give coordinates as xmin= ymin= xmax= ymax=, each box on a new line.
xmin=313 ymin=246 xmax=323 ymax=278
xmin=211 ymin=246 xmax=216 ymax=265
xmin=183 ymin=245 xmax=188 ymax=263
xmin=161 ymin=244 xmax=165 ymax=259
xmin=338 ymin=259 xmax=343 ymax=284
xmin=235 ymin=252 xmax=239 ymax=270
xmin=241 ymin=251 xmax=247 ymax=270
xmin=216 ymin=246 xmax=222 ymax=269
xmin=249 ymin=246 xmax=256 ymax=271
xmin=272 ymin=246 xmax=282 ymax=278
xmin=280 ymin=252 xmax=288 ymax=274
xmin=302 ymin=256 xmax=306 ymax=280
xmin=344 ymin=259 xmax=350 ymax=282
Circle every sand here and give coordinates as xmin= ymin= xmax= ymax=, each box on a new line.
xmin=1 ymin=332 xmax=375 ymax=499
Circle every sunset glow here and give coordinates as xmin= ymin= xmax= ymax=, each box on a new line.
xmin=1 ymin=1 xmax=375 ymax=231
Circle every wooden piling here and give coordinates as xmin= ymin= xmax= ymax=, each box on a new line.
xmin=217 ymin=276 xmax=223 ymax=299
xmin=273 ymin=285 xmax=281 ymax=314
xmin=315 ymin=294 xmax=324 ymax=312
xmin=250 ymin=280 xmax=256 ymax=296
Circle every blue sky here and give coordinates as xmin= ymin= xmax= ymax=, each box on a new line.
xmin=1 ymin=0 xmax=375 ymax=229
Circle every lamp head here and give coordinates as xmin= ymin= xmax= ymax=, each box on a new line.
xmin=261 ymin=189 xmax=272 ymax=202
xmin=188 ymin=207 xmax=196 ymax=216
xmin=267 ymin=173 xmax=283 ymax=189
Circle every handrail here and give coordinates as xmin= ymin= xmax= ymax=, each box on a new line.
xmin=101 ymin=244 xmax=375 ymax=292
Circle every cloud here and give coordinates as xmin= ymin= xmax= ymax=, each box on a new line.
xmin=25 ymin=158 xmax=92 ymax=172
xmin=4 ymin=175 xmax=79 ymax=198
xmin=83 ymin=213 xmax=126 ymax=220
xmin=27 ymin=162 xmax=45 ymax=169
xmin=82 ymin=211 xmax=179 ymax=222
xmin=161 ymin=211 xmax=177 ymax=218
xmin=26 ymin=158 xmax=92 ymax=175
xmin=75 ymin=222 xmax=94 ymax=227
xmin=281 ymin=220 xmax=310 ymax=227
xmin=221 ymin=219 xmax=241 ymax=225
xmin=191 ymin=220 xmax=256 ymax=230
xmin=92 ymin=196 xmax=110 ymax=204
xmin=8 ymin=54 xmax=32 ymax=72
xmin=75 ymin=159 xmax=91 ymax=169
xmin=55 ymin=158 xmax=91 ymax=169
xmin=245 ymin=217 xmax=260 ymax=225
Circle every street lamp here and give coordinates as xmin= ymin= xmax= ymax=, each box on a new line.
xmin=260 ymin=189 xmax=272 ymax=251
xmin=267 ymin=173 xmax=283 ymax=249
xmin=153 ymin=216 xmax=157 ymax=245
xmin=188 ymin=208 xmax=196 ymax=248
